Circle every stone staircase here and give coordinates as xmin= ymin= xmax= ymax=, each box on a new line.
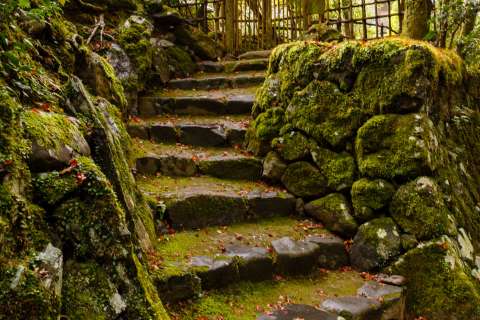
xmin=129 ymin=52 xmax=406 ymax=320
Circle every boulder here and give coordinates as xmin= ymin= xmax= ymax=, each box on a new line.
xmin=306 ymin=235 xmax=349 ymax=269
xmin=350 ymin=217 xmax=401 ymax=271
xmin=272 ymin=131 xmax=311 ymax=161
xmin=350 ymin=178 xmax=395 ymax=222
xmin=355 ymin=114 xmax=436 ymax=180
xmin=262 ymin=151 xmax=288 ymax=181
xmin=271 ymin=237 xmax=319 ymax=275
xmin=390 ymin=177 xmax=455 ymax=241
xmin=311 ymin=145 xmax=356 ymax=191
xmin=281 ymin=162 xmax=328 ymax=198
xmin=175 ymin=25 xmax=224 ymax=60
xmin=304 ymin=193 xmax=358 ymax=238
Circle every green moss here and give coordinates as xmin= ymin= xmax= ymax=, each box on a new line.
xmin=168 ymin=270 xmax=366 ymax=319
xmin=272 ymin=131 xmax=311 ymax=161
xmin=351 ymin=178 xmax=395 ymax=222
xmin=304 ymin=193 xmax=358 ymax=238
xmin=32 ymin=171 xmax=79 ymax=206
xmin=355 ymin=113 xmax=436 ymax=180
xmin=390 ymin=177 xmax=455 ymax=241
xmin=165 ymin=46 xmax=196 ymax=77
xmin=98 ymin=55 xmax=128 ymax=111
xmin=246 ymin=107 xmax=285 ymax=155
xmin=310 ymin=145 xmax=356 ymax=191
xmin=391 ymin=236 xmax=480 ymax=319
xmin=281 ymin=161 xmax=328 ymax=197
xmin=22 ymin=110 xmax=85 ymax=152
xmin=286 ymin=80 xmax=369 ymax=148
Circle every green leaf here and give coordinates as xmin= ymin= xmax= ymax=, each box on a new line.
xmin=18 ymin=0 xmax=31 ymax=9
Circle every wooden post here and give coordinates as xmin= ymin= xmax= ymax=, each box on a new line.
xmin=225 ymin=0 xmax=236 ymax=53
xmin=263 ymin=0 xmax=273 ymax=48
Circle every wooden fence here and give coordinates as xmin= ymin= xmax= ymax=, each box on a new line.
xmin=167 ymin=0 xmax=404 ymax=54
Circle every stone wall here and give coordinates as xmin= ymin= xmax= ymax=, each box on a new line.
xmin=247 ymin=38 xmax=480 ymax=319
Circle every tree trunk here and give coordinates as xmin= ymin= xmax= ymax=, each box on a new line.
xmin=462 ymin=0 xmax=479 ymax=37
xmin=402 ymin=0 xmax=433 ymax=39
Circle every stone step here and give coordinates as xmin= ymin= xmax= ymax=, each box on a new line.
xmin=148 ymin=217 xmax=349 ymax=303
xmin=134 ymin=142 xmax=262 ymax=180
xmin=166 ymin=71 xmax=265 ymax=90
xmin=137 ymin=175 xmax=296 ymax=229
xmin=128 ymin=115 xmax=250 ymax=147
xmin=138 ymin=88 xmax=257 ymax=116
xmin=238 ymin=49 xmax=272 ymax=60
xmin=197 ymin=58 xmax=269 ymax=73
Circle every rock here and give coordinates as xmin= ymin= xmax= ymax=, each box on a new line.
xmin=257 ymin=304 xmax=339 ymax=320
xmin=304 ymin=194 xmax=358 ymax=238
xmin=225 ymin=125 xmax=246 ymax=145
xmin=247 ymin=107 xmax=285 ymax=156
xmin=400 ymin=234 xmax=418 ymax=251
xmin=321 ymin=296 xmax=382 ymax=320
xmin=136 ymin=154 xmax=197 ymax=177
xmin=350 ymin=218 xmax=401 ymax=271
xmin=311 ymin=145 xmax=356 ymax=192
xmin=225 ymin=245 xmax=273 ymax=281
xmin=109 ymin=292 xmax=127 ymax=315
xmin=198 ymin=156 xmax=263 ymax=180
xmin=175 ymin=25 xmax=224 ymax=60
xmin=306 ymin=235 xmax=349 ymax=269
xmin=271 ymin=237 xmax=319 ymax=275
xmin=127 ymin=124 xmax=149 ymax=139
xmin=33 ymin=172 xmax=80 ymax=206
xmin=190 ymin=256 xmax=238 ymax=289
xmin=355 ymin=114 xmax=435 ymax=180
xmin=106 ymin=43 xmax=136 ymax=83
xmin=151 ymin=7 xmax=186 ymax=27
xmin=262 ymin=151 xmax=288 ymax=182
xmin=272 ymin=131 xmax=311 ymax=161
xmin=24 ymin=111 xmax=91 ymax=172
xmin=247 ymin=191 xmax=296 ymax=218
xmin=154 ymin=270 xmax=201 ymax=303
xmin=179 ymin=124 xmax=227 ymax=147
xmin=281 ymin=162 xmax=328 ymax=198
xmin=358 ymin=281 xmax=403 ymax=300
xmin=166 ymin=194 xmax=248 ymax=229
xmin=390 ymin=177 xmax=455 ymax=241
xmin=351 ymin=178 xmax=395 ymax=222
xmin=390 ymin=236 xmax=480 ymax=319
xmin=303 ymin=23 xmax=344 ymax=42
xmin=150 ymin=123 xmax=178 ymax=143
xmin=35 ymin=243 xmax=63 ymax=297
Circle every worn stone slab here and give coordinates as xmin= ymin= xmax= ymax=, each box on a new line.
xmin=306 ymin=235 xmax=349 ymax=269
xmin=257 ymin=304 xmax=338 ymax=320
xmin=136 ymin=155 xmax=197 ymax=177
xmin=179 ymin=124 xmax=227 ymax=147
xmin=225 ymin=245 xmax=273 ymax=281
xmin=321 ymin=296 xmax=383 ymax=320
xmin=271 ymin=237 xmax=319 ymax=276
xmin=155 ymin=271 xmax=201 ymax=303
xmin=167 ymin=73 xmax=265 ymax=90
xmin=225 ymin=94 xmax=255 ymax=114
xmin=375 ymin=274 xmax=407 ymax=286
xmin=150 ymin=123 xmax=178 ymax=143
xmin=190 ymin=256 xmax=239 ymax=289
xmin=238 ymin=50 xmax=271 ymax=60
xmin=225 ymin=126 xmax=247 ymax=145
xmin=167 ymin=193 xmax=249 ymax=229
xmin=357 ymin=281 xmax=403 ymax=301
xmin=247 ymin=191 xmax=296 ymax=219
xmin=127 ymin=124 xmax=149 ymax=140
xmin=198 ymin=156 xmax=263 ymax=180
xmin=198 ymin=58 xmax=268 ymax=73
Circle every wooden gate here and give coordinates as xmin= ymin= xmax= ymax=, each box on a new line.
xmin=167 ymin=0 xmax=404 ymax=54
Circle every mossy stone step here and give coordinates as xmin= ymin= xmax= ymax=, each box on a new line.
xmin=166 ymin=71 xmax=265 ymax=90
xmin=138 ymin=176 xmax=296 ymax=229
xmin=129 ymin=115 xmax=249 ymax=147
xmin=238 ymin=49 xmax=272 ymax=60
xmin=138 ymin=93 xmax=255 ymax=116
xmin=149 ymin=217 xmax=349 ymax=303
xmin=198 ymin=58 xmax=269 ymax=73
xmin=135 ymin=147 xmax=263 ymax=180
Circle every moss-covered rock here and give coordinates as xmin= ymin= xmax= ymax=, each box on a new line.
xmin=390 ymin=236 xmax=480 ymax=319
xmin=355 ymin=113 xmax=437 ymax=180
xmin=272 ymin=131 xmax=311 ymax=161
xmin=281 ymin=162 xmax=328 ymax=198
xmin=304 ymin=193 xmax=358 ymax=238
xmin=350 ymin=217 xmax=402 ymax=271
xmin=286 ymin=80 xmax=368 ymax=148
xmin=351 ymin=178 xmax=396 ymax=222
xmin=390 ymin=177 xmax=456 ymax=241
xmin=310 ymin=145 xmax=356 ymax=192
xmin=246 ymin=107 xmax=285 ymax=156
xmin=175 ymin=26 xmax=224 ymax=60
xmin=262 ymin=151 xmax=288 ymax=182
xmin=33 ymin=171 xmax=79 ymax=206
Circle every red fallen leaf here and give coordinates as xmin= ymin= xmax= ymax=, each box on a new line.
xmin=344 ymin=239 xmax=353 ymax=252
xmin=191 ymin=155 xmax=199 ymax=162
xmin=273 ymin=274 xmax=284 ymax=281
xmin=31 ymin=108 xmax=41 ymax=113
xmin=131 ymin=116 xmax=141 ymax=123
xmin=75 ymin=172 xmax=87 ymax=185
xmin=167 ymin=227 xmax=176 ymax=235
xmin=255 ymin=305 xmax=264 ymax=312
xmin=234 ymin=233 xmax=243 ymax=240
xmin=340 ymin=266 xmax=353 ymax=272
xmin=40 ymin=102 xmax=51 ymax=112
xmin=69 ymin=159 xmax=79 ymax=168
xmin=59 ymin=159 xmax=79 ymax=175
xmin=2 ymin=159 xmax=13 ymax=166
xmin=361 ymin=272 xmax=376 ymax=281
